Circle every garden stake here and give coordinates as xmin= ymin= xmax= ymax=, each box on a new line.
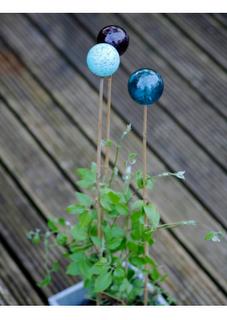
xmin=86 ymin=43 xmax=120 ymax=245
xmin=96 ymin=77 xmax=104 ymax=240
xmin=143 ymin=105 xmax=149 ymax=305
xmin=104 ymin=76 xmax=112 ymax=176
xmin=97 ymin=25 xmax=129 ymax=176
xmin=128 ymin=68 xmax=164 ymax=305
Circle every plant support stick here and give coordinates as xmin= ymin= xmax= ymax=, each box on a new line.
xmin=143 ymin=106 xmax=149 ymax=305
xmin=87 ymin=43 xmax=120 ymax=243
xmin=96 ymin=78 xmax=104 ymax=240
xmin=128 ymin=68 xmax=164 ymax=306
xmin=104 ymin=76 xmax=112 ymax=177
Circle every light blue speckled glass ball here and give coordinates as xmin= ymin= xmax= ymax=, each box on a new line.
xmin=128 ymin=68 xmax=164 ymax=106
xmin=87 ymin=43 xmax=120 ymax=78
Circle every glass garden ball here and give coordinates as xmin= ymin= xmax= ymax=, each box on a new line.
xmin=97 ymin=25 xmax=129 ymax=56
xmin=128 ymin=68 xmax=164 ymax=106
xmin=87 ymin=43 xmax=120 ymax=78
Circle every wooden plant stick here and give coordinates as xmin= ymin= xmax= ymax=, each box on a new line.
xmin=143 ymin=106 xmax=149 ymax=305
xmin=104 ymin=76 xmax=112 ymax=177
xmin=96 ymin=78 xmax=104 ymax=241
xmin=128 ymin=67 xmax=164 ymax=306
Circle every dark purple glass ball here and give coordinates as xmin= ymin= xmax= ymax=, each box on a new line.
xmin=97 ymin=25 xmax=129 ymax=56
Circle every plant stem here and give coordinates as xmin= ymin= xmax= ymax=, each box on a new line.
xmin=100 ymin=291 xmax=126 ymax=305
xmin=125 ymin=183 xmax=131 ymax=276
xmin=104 ymin=76 xmax=112 ymax=177
xmin=143 ymin=106 xmax=149 ymax=305
xmin=96 ymin=78 xmax=104 ymax=243
xmin=108 ymin=143 xmax=120 ymax=187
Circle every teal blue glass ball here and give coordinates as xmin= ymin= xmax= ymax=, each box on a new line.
xmin=128 ymin=68 xmax=164 ymax=106
xmin=87 ymin=43 xmax=120 ymax=78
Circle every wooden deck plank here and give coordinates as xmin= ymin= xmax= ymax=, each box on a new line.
xmin=121 ymin=13 xmax=227 ymax=119
xmin=0 ymin=279 xmax=18 ymax=305
xmin=212 ymin=14 xmax=227 ymax=28
xmin=0 ymin=44 xmax=226 ymax=302
xmin=0 ymin=160 xmax=78 ymax=301
xmin=12 ymin=13 xmax=227 ymax=227
xmin=167 ymin=14 xmax=227 ymax=72
xmin=0 ymin=242 xmax=43 ymax=305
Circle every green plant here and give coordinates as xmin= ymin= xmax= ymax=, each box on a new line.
xmin=27 ymin=123 xmax=224 ymax=306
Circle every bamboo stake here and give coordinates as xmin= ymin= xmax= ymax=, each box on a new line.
xmin=104 ymin=76 xmax=112 ymax=177
xmin=143 ymin=106 xmax=149 ymax=305
xmin=96 ymin=78 xmax=104 ymax=241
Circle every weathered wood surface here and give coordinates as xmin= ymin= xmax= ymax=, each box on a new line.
xmin=0 ymin=242 xmax=43 ymax=305
xmin=0 ymin=107 xmax=79 ymax=298
xmin=0 ymin=13 xmax=226 ymax=305
xmin=167 ymin=14 xmax=227 ymax=71
xmin=122 ymin=13 xmax=227 ymax=120
xmin=0 ymin=33 xmax=227 ymax=295
xmin=23 ymin=13 xmax=227 ymax=226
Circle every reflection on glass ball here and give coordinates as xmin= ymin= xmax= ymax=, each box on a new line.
xmin=87 ymin=43 xmax=120 ymax=78
xmin=128 ymin=68 xmax=164 ymax=105
xmin=97 ymin=25 xmax=129 ymax=56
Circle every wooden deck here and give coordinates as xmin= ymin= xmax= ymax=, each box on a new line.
xmin=0 ymin=13 xmax=226 ymax=305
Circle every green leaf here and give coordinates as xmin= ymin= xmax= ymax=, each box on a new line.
xmin=129 ymin=256 xmax=145 ymax=267
xmin=127 ymin=241 xmax=144 ymax=255
xmin=32 ymin=232 xmax=41 ymax=245
xmin=135 ymin=170 xmax=144 ymax=189
xmin=27 ymin=230 xmax=41 ymax=245
xmin=130 ymin=211 xmax=144 ymax=240
xmin=66 ymin=261 xmax=80 ymax=276
xmin=113 ymin=267 xmax=125 ymax=279
xmin=104 ymin=226 xmax=124 ymax=251
xmin=58 ymin=217 xmax=66 ymax=226
xmin=56 ymin=233 xmax=67 ymax=246
xmin=107 ymin=191 xmax=121 ymax=204
xmin=71 ymin=225 xmax=87 ymax=241
xmin=123 ymin=188 xmax=132 ymax=202
xmin=104 ymin=139 xmax=113 ymax=148
xmin=66 ymin=204 xmax=85 ymax=215
xmin=76 ymin=163 xmax=96 ymax=189
xmin=119 ymin=278 xmax=133 ymax=295
xmin=69 ymin=252 xmax=85 ymax=262
xmin=37 ymin=275 xmax=51 ymax=287
xmin=75 ymin=192 xmax=93 ymax=207
xmin=100 ymin=192 xmax=113 ymax=211
xmin=79 ymin=211 xmax=92 ymax=228
xmin=143 ymin=204 xmax=160 ymax=229
xmin=109 ymin=226 xmax=124 ymax=238
xmin=67 ymin=252 xmax=91 ymax=278
xmin=91 ymin=236 xmax=102 ymax=248
xmin=114 ymin=203 xmax=128 ymax=216
xmin=94 ymin=272 xmax=112 ymax=293
xmin=100 ymin=188 xmax=122 ymax=211
xmin=47 ymin=219 xmax=58 ymax=233
xmin=204 ymin=231 xmax=224 ymax=242
xmin=108 ymin=237 xmax=124 ymax=250
xmin=90 ymin=258 xmax=109 ymax=275
xmin=146 ymin=176 xmax=154 ymax=190
xmin=79 ymin=261 xmax=92 ymax=279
